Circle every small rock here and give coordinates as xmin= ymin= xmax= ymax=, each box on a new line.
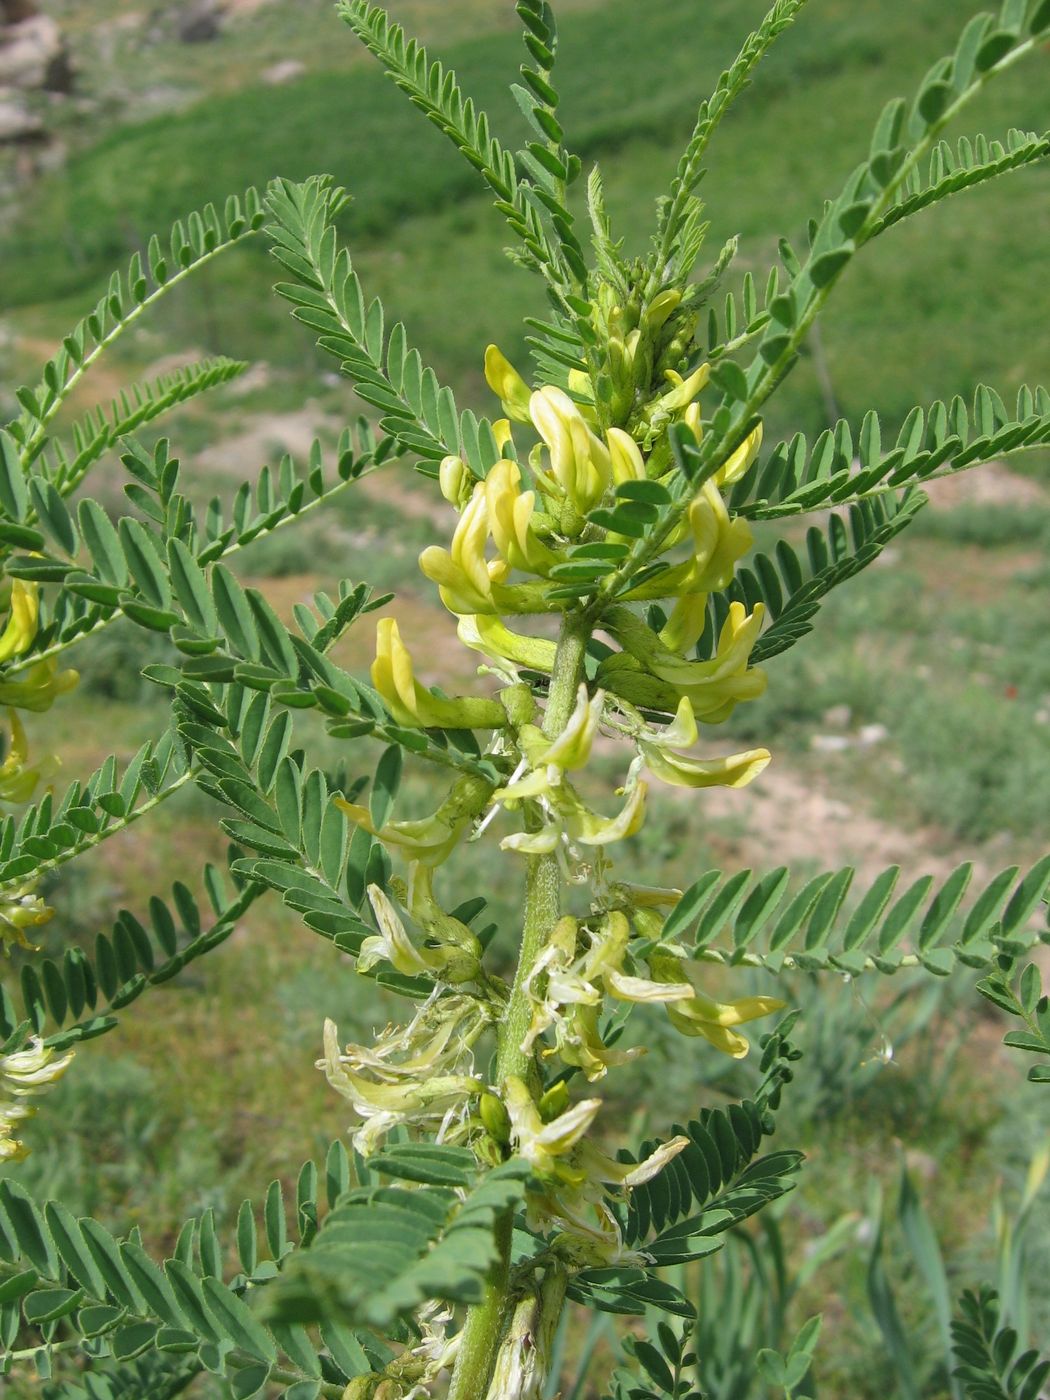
xmin=0 ymin=92 xmax=44 ymax=142
xmin=178 ymin=0 xmax=224 ymax=43
xmin=811 ymin=734 xmax=852 ymax=754
xmin=822 ymin=703 xmax=852 ymax=729
xmin=1 ymin=1 xmax=37 ymax=21
xmin=858 ymin=723 xmax=889 ymax=746
xmin=0 ymin=14 xmax=73 ymax=92
xmin=262 ymin=59 xmax=305 ymax=85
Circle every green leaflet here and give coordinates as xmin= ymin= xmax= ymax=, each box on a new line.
xmin=265 ymin=1153 xmax=532 ymax=1330
xmin=672 ymin=857 xmax=1050 ymax=977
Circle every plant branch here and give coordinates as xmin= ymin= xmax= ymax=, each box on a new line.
xmin=447 ymin=609 xmax=591 ymax=1400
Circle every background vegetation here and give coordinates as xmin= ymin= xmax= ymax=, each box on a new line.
xmin=1 ymin=0 xmax=1048 ymax=1394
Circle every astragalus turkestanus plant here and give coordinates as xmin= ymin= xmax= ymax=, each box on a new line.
xmin=1 ymin=1 xmax=1049 ymax=1397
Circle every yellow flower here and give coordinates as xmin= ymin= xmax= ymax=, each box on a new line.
xmin=500 ymin=768 xmax=648 ymax=856
xmin=419 ymin=484 xmax=497 ymax=614
xmin=634 ymin=697 xmax=771 ymax=790
xmin=357 ymin=883 xmax=478 ymax=984
xmin=643 ymin=289 xmax=683 ymax=333
xmin=714 ymin=421 xmax=764 ymax=487
xmin=503 ymin=1074 xmax=601 ymax=1182
xmin=438 ymin=454 xmax=473 ymax=509
xmin=656 ymin=361 xmax=710 ymax=414
xmin=0 ymin=580 xmax=39 ymax=664
xmin=0 ymin=1102 xmax=35 ymax=1162
xmin=358 ymin=883 xmax=446 ymax=976
xmin=322 ymin=1014 xmax=482 ymax=1155
xmin=0 ymin=710 xmax=57 ymax=804
xmin=529 ymin=386 xmax=612 ymax=515
xmin=0 ymin=659 xmax=79 ymax=714
xmin=484 ymin=458 xmax=559 ymax=576
xmin=606 ymin=428 xmax=647 ymax=485
xmin=370 ymin=617 xmax=505 ymax=729
xmin=484 ymin=344 xmax=533 ymax=423
xmin=1 ymin=1038 xmax=75 ymax=1093
xmin=602 ymin=601 xmax=767 ymax=724
xmin=628 ymin=481 xmax=753 ymax=602
xmin=649 ymin=950 xmax=784 ymax=1057
xmin=457 ymin=614 xmax=558 ymax=675
xmin=658 ymin=593 xmax=709 ymax=654
xmin=334 ymin=801 xmax=466 ymax=867
xmin=641 ymin=742 xmax=770 ymax=789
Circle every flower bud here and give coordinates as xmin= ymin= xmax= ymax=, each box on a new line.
xmin=480 ymin=1091 xmax=511 ymax=1144
xmin=438 ymin=454 xmax=472 ymax=508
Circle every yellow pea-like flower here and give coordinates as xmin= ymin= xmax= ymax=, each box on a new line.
xmin=603 ymin=602 xmax=767 ymax=724
xmin=0 ymin=657 xmax=78 ymax=713
xmin=606 ymin=428 xmax=647 ymax=485
xmin=658 ymin=594 xmax=709 ymax=655
xmin=335 ymin=772 xmax=493 ymax=869
xmin=0 ymin=710 xmax=55 ymax=804
xmin=334 ymin=801 xmax=466 ymax=867
xmin=484 ymin=459 xmax=559 ymax=575
xmin=529 ymin=386 xmax=612 ymax=514
xmin=568 ymin=775 xmax=647 ymax=847
xmin=457 ymin=614 xmax=558 ymax=674
xmin=640 ymin=742 xmax=771 ymax=790
xmin=371 ymin=617 xmax=505 ymax=729
xmin=358 ymin=884 xmax=446 ymax=976
xmin=438 ymin=454 xmax=473 ymax=509
xmin=648 ymin=950 xmax=785 ymax=1057
xmin=419 ymin=484 xmax=495 ymax=614
xmin=539 ymin=684 xmax=605 ymax=772
xmin=643 ymin=288 xmax=683 ymax=333
xmin=0 ymin=880 xmax=52 ymax=953
xmin=714 ymin=421 xmax=764 ymax=487
xmin=503 ymin=1074 xmax=601 ymax=1181
xmin=0 ymin=580 xmax=39 ymax=665
xmin=484 ymin=344 xmax=533 ymax=423
xmin=656 ymin=361 xmax=710 ymax=413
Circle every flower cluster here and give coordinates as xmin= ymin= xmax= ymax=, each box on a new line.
xmin=354 ymin=346 xmax=770 ymax=877
xmin=320 ymin=340 xmax=784 ymax=1267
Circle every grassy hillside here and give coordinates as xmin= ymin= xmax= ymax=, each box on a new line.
xmin=4 ymin=0 xmax=1047 ymax=449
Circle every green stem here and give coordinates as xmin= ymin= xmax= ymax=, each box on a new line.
xmin=445 ymin=1211 xmax=514 ymax=1400
xmin=447 ymin=610 xmax=592 ymax=1400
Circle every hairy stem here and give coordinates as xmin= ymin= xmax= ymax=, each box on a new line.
xmin=447 ymin=610 xmax=591 ymax=1400
xmin=445 ymin=1211 xmax=514 ymax=1400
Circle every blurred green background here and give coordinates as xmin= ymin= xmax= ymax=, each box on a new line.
xmin=1 ymin=0 xmax=1049 ymax=1394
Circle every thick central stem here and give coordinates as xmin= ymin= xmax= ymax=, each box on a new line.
xmin=494 ymin=608 xmax=592 ymax=1087
xmin=446 ymin=609 xmax=592 ymax=1400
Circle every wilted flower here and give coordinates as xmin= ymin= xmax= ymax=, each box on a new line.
xmin=336 ymin=773 xmax=494 ymax=870
xmin=358 ymin=884 xmax=479 ymax=985
xmin=321 ymin=994 xmax=488 ymax=1154
xmin=0 ymin=1037 xmax=75 ymax=1162
xmin=0 ymin=879 xmax=52 ymax=952
xmin=502 ymin=1074 xmax=691 ymax=1265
